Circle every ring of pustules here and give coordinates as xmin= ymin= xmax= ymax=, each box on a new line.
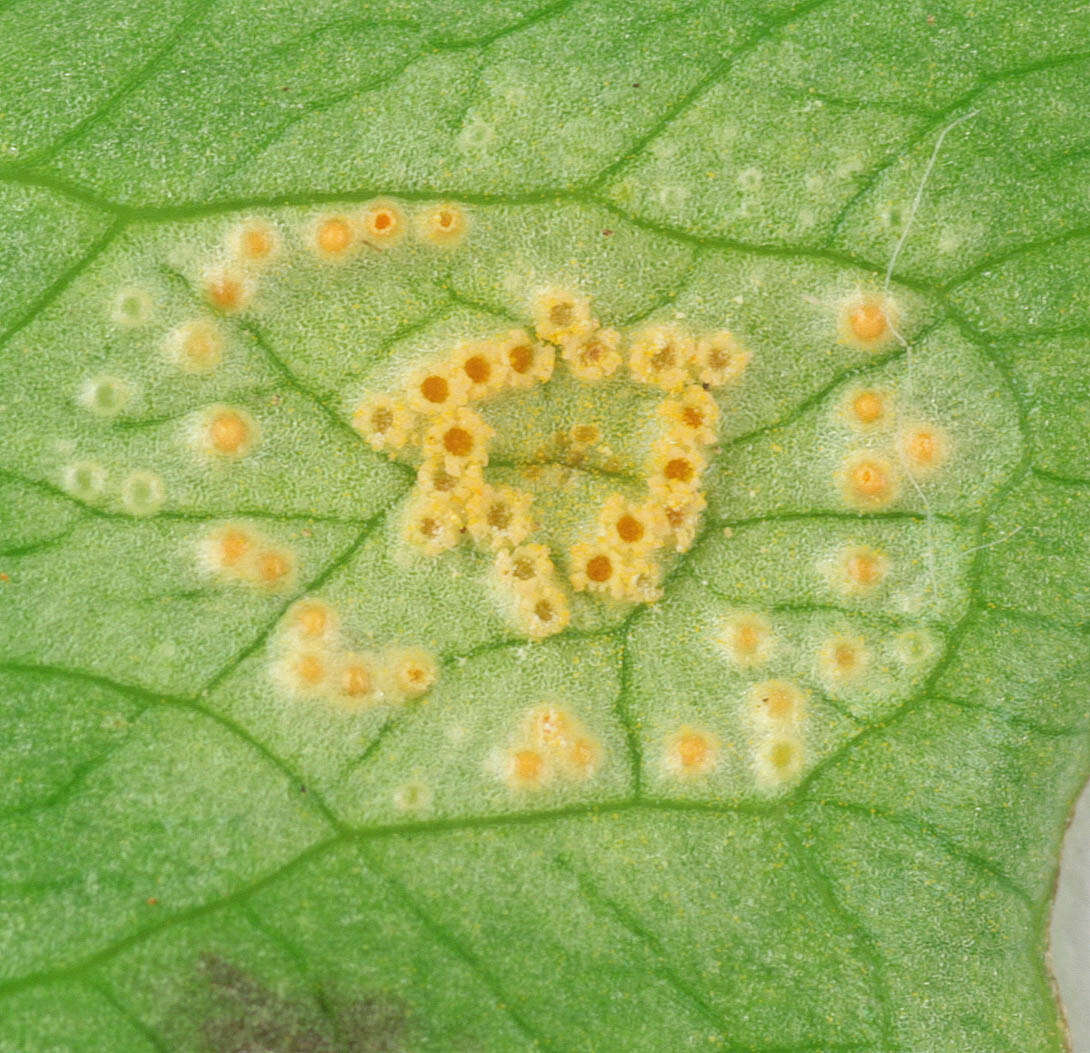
xmin=353 ymin=286 xmax=751 ymax=641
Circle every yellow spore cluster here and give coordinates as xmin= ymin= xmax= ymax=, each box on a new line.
xmin=353 ymin=328 xmax=571 ymax=638
xmin=271 ymin=598 xmax=438 ymax=710
xmin=528 ymin=287 xmax=751 ymax=394
xmin=198 ymin=523 xmax=296 ymax=590
xmin=664 ymin=725 xmax=719 ymax=778
xmin=835 ymin=383 xmax=951 ymax=510
xmin=493 ymin=704 xmax=602 ymax=790
xmin=712 ymin=611 xmax=812 ymax=790
xmin=354 ymin=286 xmax=751 ymax=637
xmin=749 ymin=678 xmax=806 ymax=788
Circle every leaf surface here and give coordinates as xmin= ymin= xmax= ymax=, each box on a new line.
xmin=2 ymin=1 xmax=1089 ymax=1049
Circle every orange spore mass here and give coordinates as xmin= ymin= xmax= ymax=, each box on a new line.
xmin=849 ymin=301 xmax=888 ymax=342
xmin=464 ymin=355 xmax=490 ymax=384
xmin=850 ymin=460 xmax=889 ymax=498
xmin=846 ymin=551 xmax=883 ymax=586
xmin=616 ymin=514 xmax=644 ymax=543
xmin=420 ymin=375 xmax=449 ymax=403
xmin=206 ymin=275 xmax=245 ymax=311
xmin=295 ymin=653 xmax=325 ymax=686
xmin=443 ymin=426 xmax=473 ymax=457
xmin=242 ymin=228 xmax=273 ymax=260
xmin=508 ymin=344 xmax=534 ymax=374
xmin=210 ymin=411 xmax=249 ymax=454
xmin=851 ymin=390 xmax=884 ymax=424
xmin=761 ymin=685 xmax=795 ymax=720
xmin=341 ymin=663 xmax=372 ymax=697
xmin=907 ymin=430 xmax=938 ymax=464
xmin=219 ymin=529 xmax=251 ymax=566
xmin=513 ymin=749 xmax=544 ymax=782
xmin=665 ymin=458 xmax=694 ymax=482
xmin=317 ymin=218 xmax=352 ymax=255
xmin=294 ymin=603 xmax=329 ymax=638
xmin=256 ymin=550 xmax=290 ymax=584
xmin=678 ymin=732 xmax=710 ymax=771
xmin=586 ymin=554 xmax=613 ymax=582
xmin=734 ymin=623 xmax=760 ymax=656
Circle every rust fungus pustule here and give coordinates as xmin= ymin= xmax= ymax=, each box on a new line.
xmin=360 ymin=199 xmax=406 ymax=247
xmin=202 ymin=406 xmax=258 ymax=458
xmin=755 ymin=735 xmax=804 ymax=787
xmin=203 ymin=266 xmax=252 ymax=313
xmin=750 ymin=679 xmax=805 ymax=726
xmin=230 ymin=218 xmax=280 ymax=265
xmin=840 ymin=452 xmax=897 ymax=510
xmin=312 ymin=214 xmax=355 ymax=259
xmin=254 ymin=547 xmax=295 ymax=589
xmin=839 ymin=293 xmax=899 ymax=351
xmin=845 ymin=387 xmax=890 ymax=428
xmin=819 ymin=636 xmax=868 ymax=682
xmin=417 ymin=202 xmax=468 ymax=246
xmin=168 ymin=320 xmax=224 ymax=374
xmin=717 ymin=612 xmax=773 ymax=668
xmin=666 ymin=726 xmax=719 ymax=777
xmin=829 ymin=544 xmax=890 ymax=595
xmin=899 ymin=423 xmax=950 ymax=474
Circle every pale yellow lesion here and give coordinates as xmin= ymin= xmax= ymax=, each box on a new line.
xmin=664 ymin=725 xmax=719 ymax=778
xmin=838 ymin=292 xmax=900 ymax=351
xmin=716 ymin=611 xmax=774 ymax=668
xmin=229 ymin=218 xmax=281 ymax=266
xmin=166 ymin=320 xmax=224 ymax=374
xmin=492 ymin=704 xmax=602 ymax=790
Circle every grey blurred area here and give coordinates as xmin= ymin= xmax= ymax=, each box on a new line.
xmin=1053 ymin=783 xmax=1090 ymax=1052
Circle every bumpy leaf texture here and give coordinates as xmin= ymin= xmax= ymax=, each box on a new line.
xmin=2 ymin=0 xmax=1090 ymax=1049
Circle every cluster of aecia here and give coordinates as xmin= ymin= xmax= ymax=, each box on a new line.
xmin=198 ymin=523 xmax=296 ymax=590
xmin=529 ymin=287 xmax=751 ymax=393
xmin=492 ymin=704 xmax=601 ymax=790
xmin=307 ymin=200 xmax=468 ymax=260
xmin=353 ymin=329 xmax=567 ymax=637
xmin=354 ymin=285 xmax=751 ymax=638
xmin=526 ymin=288 xmax=749 ymax=603
xmin=269 ymin=598 xmax=438 ymax=710
xmin=567 ymin=376 xmax=723 ymax=603
xmin=837 ymin=385 xmax=950 ymax=511
xmin=748 ymin=679 xmax=806 ymax=788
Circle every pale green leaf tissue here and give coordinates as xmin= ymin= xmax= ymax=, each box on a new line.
xmin=2 ymin=1 xmax=1090 ymax=1049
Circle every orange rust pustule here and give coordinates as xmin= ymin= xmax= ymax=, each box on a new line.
xmin=316 ymin=217 xmax=353 ymax=256
xmin=585 ymin=554 xmax=613 ymax=583
xmin=849 ymin=301 xmax=888 ymax=343
xmin=851 ymin=390 xmax=886 ymax=425
xmin=209 ymin=411 xmax=250 ymax=455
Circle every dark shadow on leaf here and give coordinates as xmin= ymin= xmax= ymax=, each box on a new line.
xmin=197 ymin=953 xmax=409 ymax=1053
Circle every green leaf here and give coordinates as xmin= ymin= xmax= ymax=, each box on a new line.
xmin=2 ymin=1 xmax=1089 ymax=1049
